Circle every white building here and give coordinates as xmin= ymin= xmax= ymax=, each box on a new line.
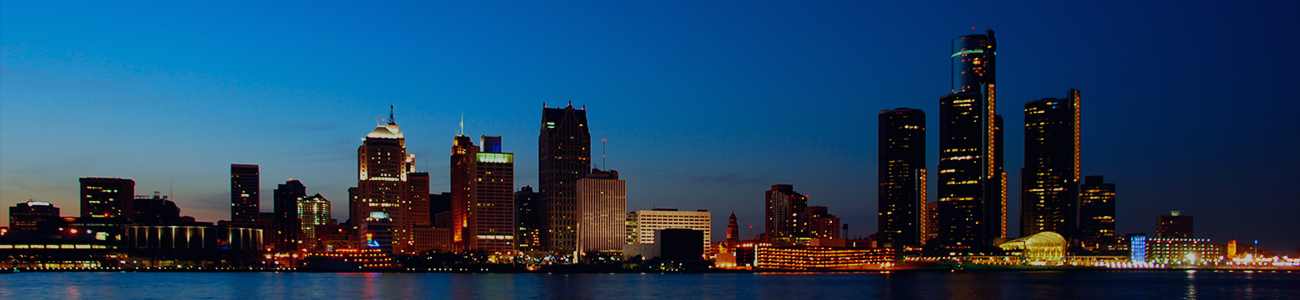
xmin=626 ymin=208 xmax=711 ymax=254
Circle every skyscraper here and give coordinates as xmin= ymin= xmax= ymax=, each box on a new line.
xmin=765 ymin=184 xmax=807 ymax=242
xmin=80 ymin=177 xmax=135 ymax=219
xmin=352 ymin=107 xmax=416 ymax=254
xmin=577 ymin=169 xmax=626 ymax=255
xmin=450 ymin=135 xmax=478 ymax=252
xmin=230 ymin=164 xmax=260 ymax=222
xmin=1157 ymin=211 xmax=1193 ymax=239
xmin=539 ymin=102 xmax=591 ymax=256
xmin=298 ymin=193 xmax=330 ymax=247
xmin=878 ymin=107 xmax=926 ymax=247
xmin=451 ymin=135 xmax=516 ymax=254
xmin=514 ymin=186 xmax=541 ymax=252
xmin=938 ymin=30 xmax=1002 ymax=248
xmin=1078 ymin=175 xmax=1116 ymax=248
xmin=1021 ymin=90 xmax=1082 ymax=240
xmin=275 ymin=179 xmax=306 ymax=251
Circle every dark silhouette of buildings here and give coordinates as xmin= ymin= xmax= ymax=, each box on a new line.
xmin=539 ymin=102 xmax=591 ymax=256
xmin=1078 ymin=175 xmax=1117 ymax=248
xmin=1020 ymin=89 xmax=1082 ymax=240
xmin=134 ymin=192 xmax=181 ymax=225
xmin=878 ymin=107 xmax=926 ymax=247
xmin=515 ymin=186 xmax=541 ymax=252
xmin=657 ymin=228 xmax=705 ymax=261
xmin=230 ymin=164 xmax=260 ymax=222
xmin=430 ymin=192 xmax=451 ymax=227
xmin=1157 ymin=211 xmax=1193 ymax=239
xmin=275 ymin=179 xmax=306 ymax=251
xmin=765 ymin=184 xmax=807 ymax=242
xmin=9 ymin=200 xmax=60 ymax=233
xmin=938 ymin=30 xmax=1005 ymax=248
xmin=80 ymin=177 xmax=135 ymax=219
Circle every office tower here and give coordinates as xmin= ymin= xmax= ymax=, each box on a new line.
xmin=1157 ymin=211 xmax=1193 ymax=238
xmin=275 ymin=180 xmax=307 ymax=251
xmin=878 ymin=107 xmax=926 ymax=247
xmin=938 ymin=30 xmax=1002 ymax=248
xmin=450 ymin=135 xmax=516 ymax=254
xmin=923 ymin=202 xmax=940 ymax=245
xmin=9 ymin=200 xmax=59 ymax=233
xmin=1021 ymin=89 xmax=1082 ymax=240
xmin=726 ymin=212 xmax=739 ymax=243
xmin=804 ymin=206 xmax=841 ymax=239
xmin=765 ymin=184 xmax=808 ymax=241
xmin=576 ymin=169 xmax=626 ymax=254
xmin=230 ymin=164 xmax=260 ymax=222
xmin=1078 ymin=176 xmax=1116 ymax=248
xmin=298 ymin=193 xmax=330 ymax=244
xmin=539 ymin=102 xmax=591 ymax=255
xmin=408 ymin=172 xmax=430 ymax=227
xmin=80 ymin=177 xmax=135 ymax=219
xmin=626 ymin=209 xmax=711 ymax=255
xmin=352 ymin=107 xmax=416 ymax=254
xmin=134 ymin=192 xmax=180 ymax=225
xmin=515 ymin=186 xmax=541 ymax=252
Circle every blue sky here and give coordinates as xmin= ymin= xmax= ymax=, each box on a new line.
xmin=3 ymin=1 xmax=1298 ymax=251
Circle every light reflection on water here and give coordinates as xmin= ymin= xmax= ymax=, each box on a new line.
xmin=0 ymin=271 xmax=1297 ymax=299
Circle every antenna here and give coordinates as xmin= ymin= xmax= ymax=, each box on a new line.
xmin=459 ymin=112 xmax=465 ymax=136
xmin=602 ymin=138 xmax=607 ymax=170
xmin=389 ymin=105 xmax=396 ymax=125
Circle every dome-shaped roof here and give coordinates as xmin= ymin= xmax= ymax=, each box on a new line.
xmin=366 ymin=125 xmax=403 ymax=139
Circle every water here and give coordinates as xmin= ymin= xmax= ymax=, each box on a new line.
xmin=1 ymin=271 xmax=1297 ymax=299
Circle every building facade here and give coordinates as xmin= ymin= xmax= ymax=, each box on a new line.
xmin=80 ymin=177 xmax=135 ymax=219
xmin=515 ymin=186 xmax=541 ymax=252
xmin=938 ymin=30 xmax=1004 ymax=248
xmin=1020 ymin=89 xmax=1082 ymax=240
xmin=878 ymin=107 xmax=926 ymax=247
xmin=1157 ymin=211 xmax=1193 ymax=239
xmin=577 ymin=169 xmax=626 ymax=254
xmin=298 ymin=193 xmax=331 ymax=244
xmin=538 ymin=102 xmax=591 ymax=256
xmin=765 ymin=184 xmax=807 ymax=242
xmin=230 ymin=164 xmax=260 ymax=222
xmin=1078 ymin=175 xmax=1116 ymax=248
xmin=274 ymin=180 xmax=306 ymax=251
xmin=627 ymin=209 xmax=711 ymax=255
xmin=9 ymin=200 xmax=60 ymax=233
xmin=451 ymin=135 xmax=516 ymax=254
xmin=804 ymin=206 xmax=841 ymax=239
xmin=351 ymin=108 xmax=416 ymax=254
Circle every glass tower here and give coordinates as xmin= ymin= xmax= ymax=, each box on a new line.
xmin=938 ymin=30 xmax=1004 ymax=248
xmin=877 ymin=107 xmax=926 ymax=247
xmin=1021 ymin=89 xmax=1082 ymax=241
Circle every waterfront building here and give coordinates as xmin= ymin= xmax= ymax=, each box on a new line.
xmin=351 ymin=107 xmax=416 ymax=254
xmin=627 ymin=208 xmax=711 ymax=254
xmin=298 ymin=193 xmax=331 ymax=244
xmin=1157 ymin=211 xmax=1193 ymax=238
xmin=450 ymin=135 xmax=516 ymax=254
xmin=997 ymin=231 xmax=1067 ymax=262
xmin=878 ymin=107 xmax=926 ymax=247
xmin=515 ymin=186 xmax=542 ymax=252
xmin=577 ymin=169 xmax=626 ymax=255
xmin=133 ymin=192 xmax=180 ymax=225
xmin=80 ymin=177 xmax=135 ymax=219
xmin=1147 ymin=237 xmax=1223 ymax=264
xmin=8 ymin=200 xmax=60 ymax=233
xmin=765 ymin=184 xmax=807 ymax=242
xmin=804 ymin=206 xmax=841 ymax=239
xmin=1078 ymin=175 xmax=1117 ymax=248
xmin=274 ymin=180 xmax=306 ymax=251
xmin=1020 ymin=90 xmax=1082 ymax=241
xmin=938 ymin=30 xmax=1005 ymax=248
xmin=539 ymin=102 xmax=591 ymax=255
xmin=360 ymin=212 xmax=394 ymax=253
xmin=1127 ymin=234 xmax=1148 ymax=263
xmin=755 ymin=246 xmax=896 ymax=271
xmin=230 ymin=164 xmax=260 ymax=222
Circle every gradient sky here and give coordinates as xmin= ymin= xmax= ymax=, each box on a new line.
xmin=3 ymin=1 xmax=1298 ymax=251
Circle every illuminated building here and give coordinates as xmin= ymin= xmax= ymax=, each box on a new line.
xmin=577 ymin=169 xmax=626 ymax=255
xmin=351 ymin=107 xmax=416 ymax=254
xmin=1020 ymin=90 xmax=1081 ymax=241
xmin=297 ymin=193 xmax=330 ymax=244
xmin=9 ymin=200 xmax=59 ymax=233
xmin=997 ymin=231 xmax=1067 ymax=262
xmin=450 ymin=135 xmax=516 ymax=254
xmin=765 ymin=184 xmax=807 ymax=241
xmin=360 ymin=212 xmax=394 ymax=253
xmin=878 ymin=107 xmax=926 ymax=247
xmin=124 ymin=225 xmax=264 ymax=264
xmin=755 ymin=246 xmax=896 ymax=271
xmin=303 ymin=248 xmax=394 ymax=271
xmin=1127 ymin=234 xmax=1148 ymax=262
xmin=274 ymin=180 xmax=307 ymax=251
xmin=1147 ymin=237 xmax=1224 ymax=264
xmin=938 ymin=30 xmax=1004 ymax=248
xmin=726 ymin=212 xmax=739 ymax=243
xmin=804 ymin=206 xmax=840 ymax=239
xmin=1157 ymin=211 xmax=1193 ymax=238
xmin=1078 ymin=175 xmax=1117 ymax=248
xmin=923 ymin=202 xmax=939 ymax=245
xmin=515 ymin=186 xmax=541 ymax=252
xmin=539 ymin=102 xmax=591 ymax=255
xmin=133 ymin=192 xmax=180 ymax=225
xmin=408 ymin=172 xmax=431 ymax=227
xmin=230 ymin=164 xmax=260 ymax=222
xmin=627 ymin=208 xmax=711 ymax=254
xmin=80 ymin=177 xmax=135 ymax=219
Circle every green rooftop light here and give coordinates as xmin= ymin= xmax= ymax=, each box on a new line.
xmin=951 ymin=49 xmax=985 ymax=58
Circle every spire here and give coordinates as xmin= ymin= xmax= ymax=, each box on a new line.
xmin=388 ymin=105 xmax=396 ymax=125
xmin=459 ymin=112 xmax=465 ymax=137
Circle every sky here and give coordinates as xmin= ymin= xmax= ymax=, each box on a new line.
xmin=3 ymin=1 xmax=1298 ymax=251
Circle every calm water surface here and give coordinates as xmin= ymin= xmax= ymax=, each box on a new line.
xmin=1 ymin=271 xmax=1297 ymax=299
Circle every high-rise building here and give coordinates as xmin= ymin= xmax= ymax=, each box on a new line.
xmin=726 ymin=212 xmax=739 ymax=243
xmin=577 ymin=169 xmax=626 ymax=255
xmin=230 ymin=164 xmax=260 ymax=222
xmin=626 ymin=209 xmax=711 ymax=255
xmin=9 ymin=200 xmax=59 ymax=233
xmin=351 ymin=107 xmax=416 ymax=254
xmin=1021 ymin=90 xmax=1082 ymax=240
xmin=134 ymin=192 xmax=180 ymax=225
xmin=1157 ymin=211 xmax=1193 ymax=239
xmin=275 ymin=179 xmax=307 ymax=251
xmin=804 ymin=206 xmax=841 ymax=239
xmin=1078 ymin=175 xmax=1116 ymax=248
xmin=298 ymin=193 xmax=331 ymax=245
xmin=878 ymin=107 xmax=926 ymax=247
xmin=408 ymin=172 xmax=431 ymax=227
xmin=515 ymin=186 xmax=541 ymax=252
xmin=923 ymin=202 xmax=940 ymax=245
xmin=450 ymin=135 xmax=516 ymax=254
xmin=539 ymin=102 xmax=591 ymax=255
xmin=938 ymin=30 xmax=1003 ymax=248
xmin=765 ymin=184 xmax=808 ymax=242
xmin=80 ymin=177 xmax=135 ymax=219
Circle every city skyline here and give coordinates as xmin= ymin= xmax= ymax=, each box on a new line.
xmin=2 ymin=1 xmax=1298 ymax=252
